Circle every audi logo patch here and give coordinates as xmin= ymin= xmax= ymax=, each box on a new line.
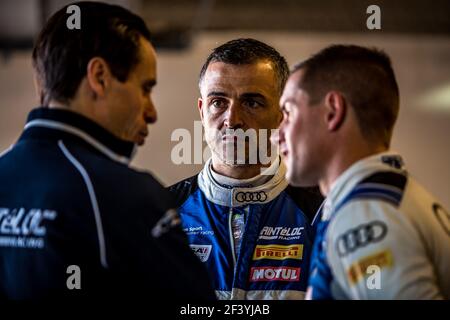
xmin=235 ymin=191 xmax=268 ymax=203
xmin=335 ymin=221 xmax=388 ymax=257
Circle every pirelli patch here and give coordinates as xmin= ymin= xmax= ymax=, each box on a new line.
xmin=252 ymin=244 xmax=303 ymax=261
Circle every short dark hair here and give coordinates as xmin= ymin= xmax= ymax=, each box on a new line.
xmin=199 ymin=38 xmax=289 ymax=95
xmin=32 ymin=1 xmax=152 ymax=106
xmin=293 ymin=44 xmax=399 ymax=148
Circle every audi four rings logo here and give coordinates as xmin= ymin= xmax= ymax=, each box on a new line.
xmin=335 ymin=221 xmax=388 ymax=257
xmin=235 ymin=191 xmax=268 ymax=203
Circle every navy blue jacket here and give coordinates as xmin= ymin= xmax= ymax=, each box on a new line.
xmin=0 ymin=107 xmax=214 ymax=300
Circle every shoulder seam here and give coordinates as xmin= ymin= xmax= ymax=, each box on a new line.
xmin=167 ymin=174 xmax=199 ymax=208
xmin=336 ymin=172 xmax=408 ymax=212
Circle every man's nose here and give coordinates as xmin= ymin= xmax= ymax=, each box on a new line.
xmin=224 ymin=102 xmax=244 ymax=128
xmin=145 ymin=99 xmax=157 ymax=124
xmin=270 ymin=123 xmax=284 ymax=147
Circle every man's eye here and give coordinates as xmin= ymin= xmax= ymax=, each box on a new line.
xmin=281 ymin=108 xmax=290 ymax=120
xmin=243 ymin=100 xmax=262 ymax=108
xmin=143 ymin=86 xmax=152 ymax=94
xmin=211 ymin=100 xmax=226 ymax=108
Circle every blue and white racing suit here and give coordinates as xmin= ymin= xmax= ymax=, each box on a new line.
xmin=307 ymin=153 xmax=450 ymax=299
xmin=169 ymin=158 xmax=323 ymax=299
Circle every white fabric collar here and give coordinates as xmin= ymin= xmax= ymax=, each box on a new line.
xmin=322 ymin=151 xmax=405 ymax=221
xmin=198 ymin=157 xmax=288 ymax=207
xmin=209 ymin=158 xmax=279 ymax=188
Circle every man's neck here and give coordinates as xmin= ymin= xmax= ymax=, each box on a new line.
xmin=48 ymin=87 xmax=99 ymax=123
xmin=318 ymin=144 xmax=387 ymax=196
xmin=211 ymin=158 xmax=269 ymax=180
xmin=48 ymin=101 xmax=70 ymax=109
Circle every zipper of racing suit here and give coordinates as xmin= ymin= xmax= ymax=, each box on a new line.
xmin=229 ymin=205 xmax=253 ymax=299
xmin=228 ymin=207 xmax=237 ymax=266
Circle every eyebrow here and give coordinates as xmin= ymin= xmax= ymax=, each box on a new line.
xmin=280 ymin=99 xmax=293 ymax=111
xmin=206 ymin=92 xmax=267 ymax=100
xmin=279 ymin=98 xmax=287 ymax=109
xmin=240 ymin=93 xmax=266 ymax=100
xmin=142 ymin=79 xmax=157 ymax=87
xmin=207 ymin=91 xmax=228 ymax=98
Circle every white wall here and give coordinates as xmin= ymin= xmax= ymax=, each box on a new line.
xmin=1 ymin=31 xmax=449 ymax=208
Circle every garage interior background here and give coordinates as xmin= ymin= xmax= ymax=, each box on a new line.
xmin=1 ymin=0 xmax=449 ymax=208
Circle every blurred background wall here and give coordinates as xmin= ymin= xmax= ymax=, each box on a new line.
xmin=1 ymin=0 xmax=449 ymax=208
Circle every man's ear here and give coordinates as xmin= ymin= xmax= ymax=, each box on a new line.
xmin=86 ymin=57 xmax=111 ymax=99
xmin=324 ymin=91 xmax=346 ymax=132
xmin=198 ymin=97 xmax=205 ymax=124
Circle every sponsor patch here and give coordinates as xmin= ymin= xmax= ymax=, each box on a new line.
xmin=253 ymin=244 xmax=303 ymax=260
xmin=335 ymin=221 xmax=388 ymax=257
xmin=250 ymin=266 xmax=301 ymax=282
xmin=258 ymin=226 xmax=304 ymax=240
xmin=347 ymin=250 xmax=393 ymax=285
xmin=0 ymin=207 xmax=57 ymax=249
xmin=190 ymin=244 xmax=212 ymax=262
xmin=183 ymin=225 xmax=215 ymax=236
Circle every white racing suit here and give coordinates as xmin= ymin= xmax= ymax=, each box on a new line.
xmin=307 ymin=152 xmax=450 ymax=299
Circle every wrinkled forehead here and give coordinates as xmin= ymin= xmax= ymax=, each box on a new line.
xmin=200 ymin=61 xmax=278 ymax=95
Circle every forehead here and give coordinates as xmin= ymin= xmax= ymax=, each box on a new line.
xmin=287 ymin=69 xmax=304 ymax=91
xmin=200 ymin=61 xmax=278 ymax=95
xmin=281 ymin=70 xmax=305 ymax=103
xmin=133 ymin=37 xmax=157 ymax=78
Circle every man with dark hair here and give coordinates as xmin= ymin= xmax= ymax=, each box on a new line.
xmin=0 ymin=1 xmax=214 ymax=300
xmin=169 ymin=38 xmax=323 ymax=300
xmin=273 ymin=44 xmax=450 ymax=299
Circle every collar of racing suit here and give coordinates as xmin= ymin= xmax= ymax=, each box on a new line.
xmin=210 ymin=159 xmax=275 ymax=188
xmin=198 ymin=156 xmax=288 ymax=207
xmin=321 ymin=151 xmax=406 ymax=221
xmin=20 ymin=107 xmax=137 ymax=164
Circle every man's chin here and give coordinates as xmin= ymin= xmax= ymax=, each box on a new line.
xmin=286 ymin=168 xmax=306 ymax=187
xmin=135 ymin=137 xmax=146 ymax=146
xmin=220 ymin=158 xmax=251 ymax=166
xmin=285 ymin=170 xmax=298 ymax=186
xmin=287 ymin=170 xmax=319 ymax=188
